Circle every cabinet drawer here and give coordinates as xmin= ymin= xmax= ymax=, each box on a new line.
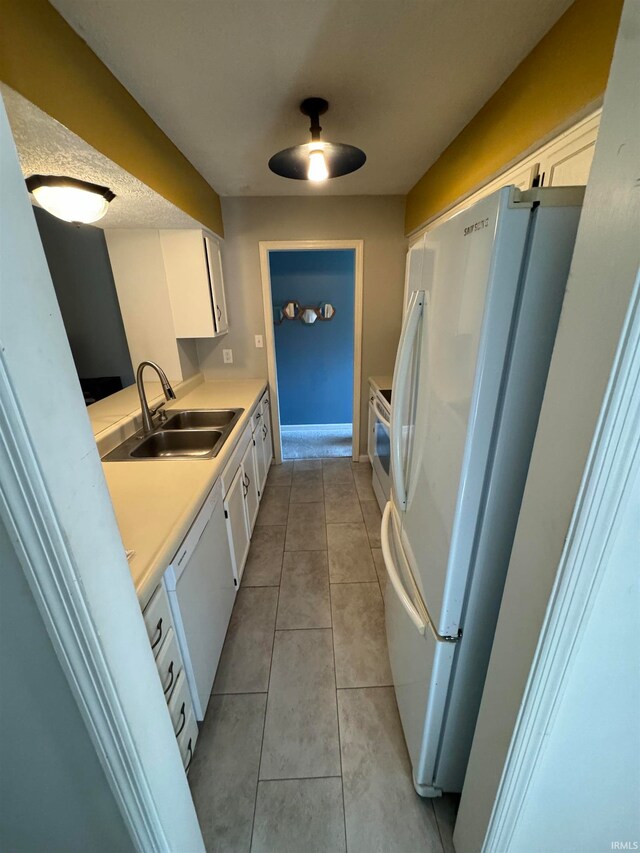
xmin=178 ymin=708 xmax=199 ymax=772
xmin=155 ymin=626 xmax=181 ymax=701
xmin=142 ymin=583 xmax=173 ymax=658
xmin=167 ymin=669 xmax=191 ymax=738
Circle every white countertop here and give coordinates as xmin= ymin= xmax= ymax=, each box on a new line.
xmin=102 ymin=378 xmax=267 ymax=608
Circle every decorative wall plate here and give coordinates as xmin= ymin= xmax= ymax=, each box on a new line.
xmin=282 ymin=300 xmax=300 ymax=320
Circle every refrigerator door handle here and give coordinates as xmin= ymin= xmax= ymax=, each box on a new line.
xmin=391 ymin=289 xmax=425 ymax=510
xmin=381 ymin=501 xmax=427 ymax=635
xmin=382 ymin=502 xmax=460 ymax=644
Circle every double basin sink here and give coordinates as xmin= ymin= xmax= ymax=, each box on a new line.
xmin=103 ymin=408 xmax=244 ymax=461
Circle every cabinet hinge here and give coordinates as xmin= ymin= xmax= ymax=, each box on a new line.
xmin=224 ymin=509 xmax=229 ymax=519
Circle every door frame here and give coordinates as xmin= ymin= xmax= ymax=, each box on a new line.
xmin=258 ymin=240 xmax=364 ymax=463
xmin=482 ymin=270 xmax=640 ymax=850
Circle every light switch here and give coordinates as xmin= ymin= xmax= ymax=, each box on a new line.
xmin=255 ymin=335 xmax=264 ymax=348
xmin=223 ymin=349 xmax=233 ymax=364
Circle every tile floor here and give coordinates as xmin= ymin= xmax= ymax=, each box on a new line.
xmin=189 ymin=458 xmax=458 ymax=853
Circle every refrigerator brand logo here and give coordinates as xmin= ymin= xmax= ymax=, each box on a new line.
xmin=463 ymin=218 xmax=489 ymax=236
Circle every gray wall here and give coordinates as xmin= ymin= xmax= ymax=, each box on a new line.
xmin=454 ymin=1 xmax=638 ymax=849
xmin=34 ymin=206 xmax=134 ymax=390
xmin=197 ymin=195 xmax=407 ymax=453
xmin=0 ymin=514 xmax=134 ymax=853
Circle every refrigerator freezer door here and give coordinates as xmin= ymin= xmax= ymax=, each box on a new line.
xmin=382 ymin=500 xmax=456 ymax=796
xmin=400 ymin=188 xmax=531 ymax=636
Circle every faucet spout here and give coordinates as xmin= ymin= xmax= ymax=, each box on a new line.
xmin=136 ymin=361 xmax=176 ymax=435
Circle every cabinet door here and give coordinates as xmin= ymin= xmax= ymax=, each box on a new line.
xmin=203 ymin=234 xmax=229 ymax=335
xmin=241 ymin=439 xmax=260 ymax=532
xmin=160 ymin=229 xmax=217 ymax=338
xmin=259 ymin=406 xmax=273 ymax=492
xmin=224 ymin=465 xmax=250 ymax=583
xmin=539 ymin=119 xmax=598 ymax=187
xmin=254 ymin=425 xmax=267 ymax=494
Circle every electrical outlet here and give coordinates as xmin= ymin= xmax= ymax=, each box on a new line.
xmin=222 ymin=349 xmax=233 ymax=364
xmin=255 ymin=335 xmax=264 ymax=348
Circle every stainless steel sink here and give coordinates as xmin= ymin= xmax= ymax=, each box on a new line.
xmin=102 ymin=407 xmax=244 ymax=462
xmin=130 ymin=429 xmax=223 ymax=459
xmin=162 ymin=408 xmax=242 ymax=431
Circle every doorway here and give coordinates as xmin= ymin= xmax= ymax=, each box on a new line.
xmin=259 ymin=241 xmax=364 ymax=463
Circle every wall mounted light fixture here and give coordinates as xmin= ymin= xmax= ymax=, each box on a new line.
xmin=25 ymin=175 xmax=116 ymax=224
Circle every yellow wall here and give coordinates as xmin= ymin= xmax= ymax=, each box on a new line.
xmin=405 ymin=0 xmax=623 ymax=234
xmin=0 ymin=0 xmax=223 ymax=236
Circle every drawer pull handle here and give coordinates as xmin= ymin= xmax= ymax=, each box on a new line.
xmin=216 ymin=305 xmax=222 ymax=321
xmin=164 ymin=661 xmax=175 ymax=696
xmin=150 ymin=618 xmax=163 ymax=650
xmin=185 ymin=740 xmax=193 ymax=772
xmin=175 ymin=702 xmax=186 ymax=737
xmin=263 ymin=424 xmax=267 ymax=438
xmin=244 ymin=474 xmax=250 ymax=488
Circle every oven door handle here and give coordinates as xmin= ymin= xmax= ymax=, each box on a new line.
xmin=374 ymin=400 xmax=391 ymax=431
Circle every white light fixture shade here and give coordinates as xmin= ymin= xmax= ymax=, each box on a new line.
xmin=26 ymin=175 xmax=115 ymax=224
xmin=308 ymin=144 xmax=329 ymax=182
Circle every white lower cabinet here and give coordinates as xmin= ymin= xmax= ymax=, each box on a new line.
xmin=256 ymin=392 xmax=273 ymax=493
xmin=241 ymin=437 xmax=260 ymax=532
xmin=141 ymin=581 xmax=198 ymax=772
xmin=139 ymin=389 xmax=276 ymax=769
xmin=222 ymin=389 xmax=272 ymax=580
xmin=177 ymin=708 xmax=199 ymax=772
xmin=223 ymin=463 xmax=251 ymax=584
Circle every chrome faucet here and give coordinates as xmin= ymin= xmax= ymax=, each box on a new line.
xmin=136 ymin=361 xmax=176 ymax=435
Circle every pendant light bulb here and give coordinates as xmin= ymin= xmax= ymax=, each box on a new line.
xmin=308 ymin=144 xmax=329 ymax=182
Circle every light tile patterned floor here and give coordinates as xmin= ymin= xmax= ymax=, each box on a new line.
xmin=189 ymin=458 xmax=458 ymax=853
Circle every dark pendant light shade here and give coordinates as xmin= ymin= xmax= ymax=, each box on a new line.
xmin=268 ymin=98 xmax=366 ymax=181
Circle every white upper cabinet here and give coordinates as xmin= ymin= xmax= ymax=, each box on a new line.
xmin=203 ymin=234 xmax=229 ymax=336
xmin=538 ymin=113 xmax=599 ymax=187
xmin=160 ymin=229 xmax=229 ymax=339
xmin=409 ymin=109 xmax=601 ymax=242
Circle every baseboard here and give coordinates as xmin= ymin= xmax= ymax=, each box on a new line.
xmin=280 ymin=423 xmax=352 ymax=432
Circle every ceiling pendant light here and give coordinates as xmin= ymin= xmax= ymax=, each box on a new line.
xmin=269 ymin=98 xmax=366 ymax=182
xmin=25 ymin=175 xmax=115 ymax=224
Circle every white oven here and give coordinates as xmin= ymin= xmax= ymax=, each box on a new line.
xmin=368 ymin=387 xmax=392 ymax=512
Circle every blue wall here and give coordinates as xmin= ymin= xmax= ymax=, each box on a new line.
xmin=270 ymin=249 xmax=355 ymax=426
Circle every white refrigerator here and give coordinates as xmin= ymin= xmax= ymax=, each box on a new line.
xmin=381 ymin=185 xmax=583 ymax=797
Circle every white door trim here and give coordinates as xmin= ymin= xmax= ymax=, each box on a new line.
xmin=0 ymin=353 xmax=169 ymax=852
xmin=259 ymin=239 xmax=364 ymax=463
xmin=482 ymin=269 xmax=640 ymax=852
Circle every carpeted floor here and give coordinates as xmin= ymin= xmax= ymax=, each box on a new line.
xmin=281 ymin=425 xmax=352 ymax=459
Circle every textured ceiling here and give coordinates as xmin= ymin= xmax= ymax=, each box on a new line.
xmin=50 ymin=0 xmax=574 ymax=197
xmin=1 ymin=85 xmax=202 ymax=230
